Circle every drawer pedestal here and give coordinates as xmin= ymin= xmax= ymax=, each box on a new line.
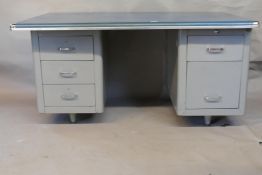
xmin=31 ymin=31 xmax=104 ymax=113
xmin=168 ymin=29 xmax=250 ymax=117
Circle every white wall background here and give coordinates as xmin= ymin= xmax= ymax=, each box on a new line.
xmin=0 ymin=0 xmax=261 ymax=100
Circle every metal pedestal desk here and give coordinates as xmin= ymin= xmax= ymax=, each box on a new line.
xmin=11 ymin=12 xmax=259 ymax=124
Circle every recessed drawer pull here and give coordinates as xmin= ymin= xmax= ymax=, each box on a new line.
xmin=206 ymin=47 xmax=224 ymax=54
xmin=58 ymin=47 xmax=76 ymax=52
xmin=59 ymin=71 xmax=77 ymax=78
xmin=61 ymin=93 xmax=78 ymax=101
xmin=204 ymin=96 xmax=222 ymax=103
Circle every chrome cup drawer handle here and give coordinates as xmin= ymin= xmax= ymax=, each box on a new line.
xmin=58 ymin=47 xmax=76 ymax=52
xmin=61 ymin=93 xmax=78 ymax=101
xmin=206 ymin=47 xmax=224 ymax=54
xmin=204 ymin=95 xmax=222 ymax=103
xmin=59 ymin=72 xmax=77 ymax=78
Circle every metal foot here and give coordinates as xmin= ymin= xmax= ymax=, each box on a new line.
xmin=204 ymin=116 xmax=212 ymax=125
xmin=69 ymin=113 xmax=77 ymax=123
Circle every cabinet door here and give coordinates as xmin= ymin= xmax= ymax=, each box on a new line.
xmin=186 ymin=62 xmax=242 ymax=109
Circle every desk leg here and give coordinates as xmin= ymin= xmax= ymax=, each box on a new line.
xmin=69 ymin=113 xmax=77 ymax=123
xmin=204 ymin=116 xmax=212 ymax=125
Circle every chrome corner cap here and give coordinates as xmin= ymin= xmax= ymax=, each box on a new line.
xmin=10 ymin=24 xmax=16 ymax=31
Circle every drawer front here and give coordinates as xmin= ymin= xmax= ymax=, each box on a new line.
xmin=41 ymin=61 xmax=95 ymax=84
xmin=43 ymin=85 xmax=95 ymax=107
xmin=39 ymin=36 xmax=94 ymax=60
xmin=187 ymin=35 xmax=244 ymax=61
xmin=186 ymin=62 xmax=242 ymax=109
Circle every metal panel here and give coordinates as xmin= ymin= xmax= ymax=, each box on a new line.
xmin=43 ymin=85 xmax=96 ymax=107
xmin=186 ymin=62 xmax=242 ymax=109
xmin=41 ymin=61 xmax=95 ymax=84
xmin=39 ymin=36 xmax=94 ymax=60
xmin=187 ymin=35 xmax=244 ymax=61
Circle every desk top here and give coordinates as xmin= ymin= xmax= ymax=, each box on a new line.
xmin=11 ymin=12 xmax=259 ymax=31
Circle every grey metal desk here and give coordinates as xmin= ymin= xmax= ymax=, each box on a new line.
xmin=11 ymin=12 xmax=259 ymax=124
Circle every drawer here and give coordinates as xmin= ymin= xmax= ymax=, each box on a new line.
xmin=186 ymin=62 xmax=242 ymax=109
xmin=43 ymin=85 xmax=95 ymax=107
xmin=41 ymin=61 xmax=95 ymax=84
xmin=187 ymin=35 xmax=244 ymax=61
xmin=39 ymin=36 xmax=94 ymax=60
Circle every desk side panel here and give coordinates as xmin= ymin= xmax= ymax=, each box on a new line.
xmin=170 ymin=30 xmax=188 ymax=114
xmin=31 ymin=31 xmax=45 ymax=112
xmin=93 ymin=31 xmax=104 ymax=113
xmin=167 ymin=30 xmax=178 ymax=108
xmin=238 ymin=30 xmax=251 ymax=114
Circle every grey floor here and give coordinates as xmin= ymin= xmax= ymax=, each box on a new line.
xmin=0 ymin=69 xmax=262 ymax=175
